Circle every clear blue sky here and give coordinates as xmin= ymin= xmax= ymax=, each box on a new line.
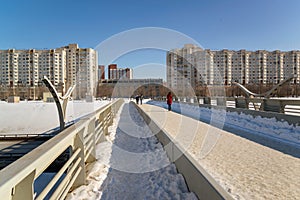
xmin=1 ymin=0 xmax=300 ymax=80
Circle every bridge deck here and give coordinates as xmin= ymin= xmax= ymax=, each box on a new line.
xmin=139 ymin=104 xmax=300 ymax=200
xmin=67 ymin=103 xmax=197 ymax=199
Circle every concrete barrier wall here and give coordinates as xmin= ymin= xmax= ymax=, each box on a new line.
xmin=134 ymin=103 xmax=233 ymax=200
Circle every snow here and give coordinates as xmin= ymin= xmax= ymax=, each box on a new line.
xmin=66 ymin=103 xmax=197 ymax=200
xmin=146 ymin=100 xmax=300 ymax=147
xmin=0 ymin=100 xmax=110 ymax=135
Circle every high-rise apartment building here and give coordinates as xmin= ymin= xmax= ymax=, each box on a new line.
xmin=167 ymin=44 xmax=300 ymax=90
xmin=0 ymin=49 xmax=66 ymax=87
xmin=167 ymin=44 xmax=199 ymax=89
xmin=0 ymin=44 xmax=98 ymax=99
xmin=63 ymin=44 xmax=98 ymax=99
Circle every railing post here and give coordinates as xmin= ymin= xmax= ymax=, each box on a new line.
xmin=204 ymin=97 xmax=211 ymax=105
xmin=245 ymin=98 xmax=250 ymax=109
xmin=102 ymin=107 xmax=112 ymax=136
xmin=86 ymin=118 xmax=96 ymax=163
xmin=279 ymin=100 xmax=285 ymax=113
xmin=108 ymin=106 xmax=113 ymax=126
xmin=11 ymin=171 xmax=35 ymax=200
xmin=72 ymin=130 xmax=86 ymax=189
xmin=260 ymin=99 xmax=266 ymax=111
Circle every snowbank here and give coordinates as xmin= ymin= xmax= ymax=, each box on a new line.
xmin=0 ymin=100 xmax=110 ymax=135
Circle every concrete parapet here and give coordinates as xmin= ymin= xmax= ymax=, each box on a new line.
xmin=85 ymin=95 xmax=95 ymax=102
xmin=7 ymin=96 xmax=20 ymax=103
xmin=235 ymin=98 xmax=249 ymax=109
xmin=203 ymin=97 xmax=211 ymax=105
xmin=43 ymin=92 xmax=62 ymax=102
xmin=216 ymin=98 xmax=226 ymax=106
xmin=261 ymin=99 xmax=285 ymax=113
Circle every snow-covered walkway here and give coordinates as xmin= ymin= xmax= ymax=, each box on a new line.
xmin=66 ymin=103 xmax=197 ymax=200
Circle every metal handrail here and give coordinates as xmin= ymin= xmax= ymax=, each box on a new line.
xmin=36 ymin=148 xmax=81 ymax=200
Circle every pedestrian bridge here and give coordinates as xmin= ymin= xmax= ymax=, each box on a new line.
xmin=0 ymin=99 xmax=299 ymax=200
xmin=0 ymin=99 xmax=233 ymax=200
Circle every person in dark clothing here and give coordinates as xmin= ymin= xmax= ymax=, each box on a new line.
xmin=135 ymin=95 xmax=140 ymax=104
xmin=140 ymin=94 xmax=143 ymax=105
xmin=167 ymin=92 xmax=172 ymax=111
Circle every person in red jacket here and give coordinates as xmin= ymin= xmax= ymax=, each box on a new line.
xmin=167 ymin=92 xmax=172 ymax=111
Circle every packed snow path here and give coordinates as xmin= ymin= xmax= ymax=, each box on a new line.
xmin=67 ymin=103 xmax=197 ymax=200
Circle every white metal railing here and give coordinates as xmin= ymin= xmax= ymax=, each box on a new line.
xmin=284 ymin=105 xmax=300 ymax=116
xmin=0 ymin=99 xmax=124 ymax=200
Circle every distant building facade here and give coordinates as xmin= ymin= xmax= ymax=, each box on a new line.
xmin=108 ymin=64 xmax=117 ymax=79
xmin=97 ymin=78 xmax=165 ymax=98
xmin=108 ymin=64 xmax=132 ymax=80
xmin=167 ymin=44 xmax=300 ymax=91
xmin=0 ymin=44 xmax=98 ymax=99
xmin=98 ymin=65 xmax=105 ymax=80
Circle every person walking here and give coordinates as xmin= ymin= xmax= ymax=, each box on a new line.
xmin=167 ymin=92 xmax=172 ymax=111
xmin=140 ymin=94 xmax=143 ymax=105
xmin=135 ymin=95 xmax=140 ymax=104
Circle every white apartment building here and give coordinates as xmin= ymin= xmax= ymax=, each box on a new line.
xmin=0 ymin=44 xmax=98 ymax=99
xmin=0 ymin=49 xmax=66 ymax=87
xmin=248 ymin=50 xmax=267 ymax=84
xmin=63 ymin=44 xmax=98 ymax=99
xmin=167 ymin=44 xmax=199 ymax=89
xmin=167 ymin=44 xmax=300 ymax=89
